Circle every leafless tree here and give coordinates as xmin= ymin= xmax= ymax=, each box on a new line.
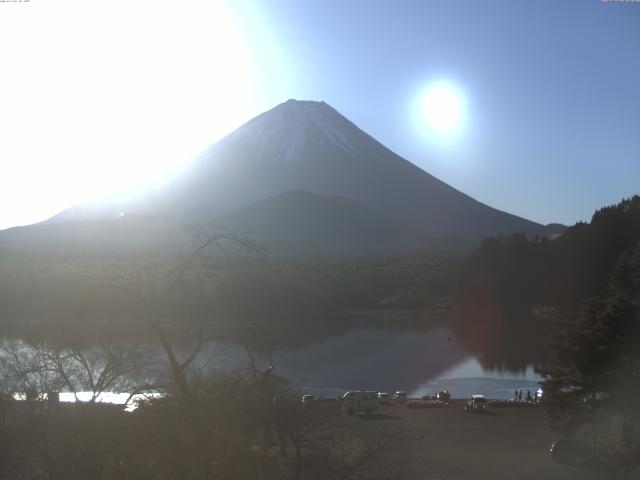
xmin=126 ymin=230 xmax=264 ymax=400
xmin=0 ymin=340 xmax=157 ymax=405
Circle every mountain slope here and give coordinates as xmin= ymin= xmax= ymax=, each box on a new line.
xmin=38 ymin=99 xmax=564 ymax=256
xmin=0 ymin=215 xmax=194 ymax=257
xmin=159 ymin=99 xmax=560 ymax=239
xmin=212 ymin=190 xmax=427 ymax=256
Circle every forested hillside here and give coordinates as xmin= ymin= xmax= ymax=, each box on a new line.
xmin=0 ymin=251 xmax=457 ymax=346
xmin=453 ymin=196 xmax=640 ymax=370
xmin=460 ymin=196 xmax=640 ymax=307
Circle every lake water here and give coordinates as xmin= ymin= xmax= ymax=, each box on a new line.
xmin=2 ymin=323 xmax=542 ymax=406
xmin=209 ymin=325 xmax=541 ymax=400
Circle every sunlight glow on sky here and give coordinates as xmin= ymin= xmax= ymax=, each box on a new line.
xmin=0 ymin=0 xmax=257 ymax=229
xmin=421 ymin=83 xmax=464 ymax=134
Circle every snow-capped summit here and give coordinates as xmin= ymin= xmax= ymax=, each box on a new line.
xmin=212 ymin=99 xmax=366 ymax=164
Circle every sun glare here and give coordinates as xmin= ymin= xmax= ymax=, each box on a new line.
xmin=0 ymin=0 xmax=256 ymax=229
xmin=420 ymin=82 xmax=465 ymax=136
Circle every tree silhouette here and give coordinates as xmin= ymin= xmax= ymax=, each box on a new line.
xmin=455 ymin=195 xmax=640 ymax=370
xmin=538 ymin=242 xmax=640 ymax=479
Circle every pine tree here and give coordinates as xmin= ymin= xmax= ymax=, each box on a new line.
xmin=538 ymin=242 xmax=640 ymax=443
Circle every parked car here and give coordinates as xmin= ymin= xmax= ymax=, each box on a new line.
xmin=378 ymin=392 xmax=389 ymax=400
xmin=465 ymin=394 xmax=487 ymax=412
xmin=301 ymin=394 xmax=315 ymax=407
xmin=423 ymin=389 xmax=450 ymax=402
xmin=342 ymin=391 xmax=380 ymax=414
xmin=437 ymin=390 xmax=450 ymax=402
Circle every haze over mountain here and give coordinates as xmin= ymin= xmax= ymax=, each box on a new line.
xmin=159 ymin=99 xmax=562 ymax=239
xmin=5 ymin=99 xmax=564 ymax=256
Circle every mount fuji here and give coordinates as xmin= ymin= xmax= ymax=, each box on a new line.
xmin=4 ymin=99 xmax=564 ymax=256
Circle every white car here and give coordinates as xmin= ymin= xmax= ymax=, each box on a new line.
xmin=465 ymin=394 xmax=487 ymax=412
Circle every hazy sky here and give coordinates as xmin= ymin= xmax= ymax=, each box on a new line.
xmin=1 ymin=0 xmax=639 ymax=229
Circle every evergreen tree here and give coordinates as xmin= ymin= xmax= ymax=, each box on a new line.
xmin=538 ymin=242 xmax=640 ymax=446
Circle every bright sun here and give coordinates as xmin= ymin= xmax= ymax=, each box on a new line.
xmin=421 ymin=84 xmax=464 ymax=134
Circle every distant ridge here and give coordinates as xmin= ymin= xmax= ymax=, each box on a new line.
xmin=212 ymin=189 xmax=426 ymax=256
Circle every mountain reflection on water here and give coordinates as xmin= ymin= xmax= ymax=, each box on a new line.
xmin=1 ymin=320 xmax=541 ymax=404
xmin=215 ymin=326 xmax=541 ymax=399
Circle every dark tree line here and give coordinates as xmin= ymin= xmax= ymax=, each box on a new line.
xmin=0 ymin=250 xmax=458 ymax=351
xmin=537 ymin=242 xmax=640 ymax=479
xmin=453 ymin=196 xmax=640 ymax=370
xmin=459 ymin=196 xmax=640 ymax=308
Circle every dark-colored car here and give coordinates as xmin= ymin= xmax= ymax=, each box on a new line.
xmin=437 ymin=390 xmax=450 ymax=402
xmin=423 ymin=390 xmax=450 ymax=401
